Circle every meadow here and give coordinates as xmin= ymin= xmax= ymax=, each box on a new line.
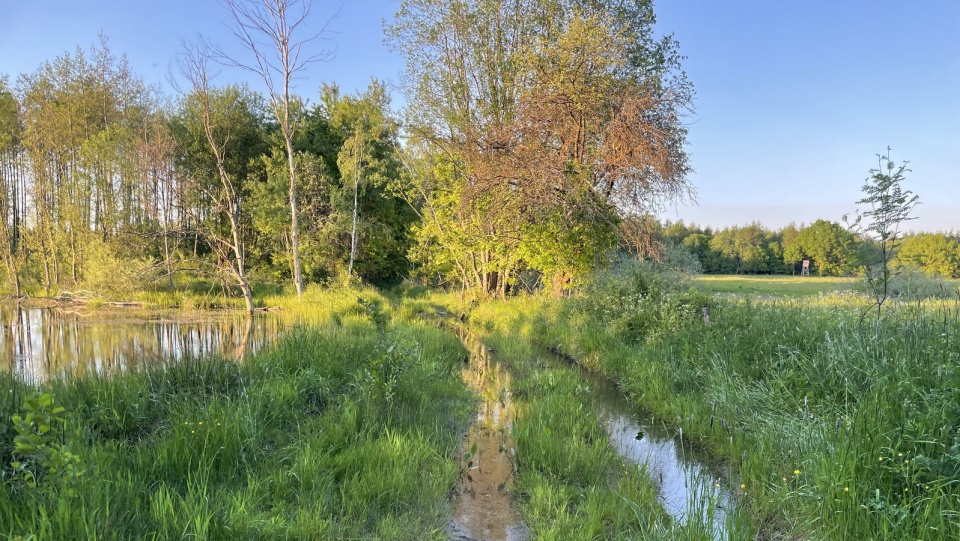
xmin=3 ymin=272 xmax=959 ymax=540
xmin=694 ymin=275 xmax=855 ymax=297
xmin=466 ymin=266 xmax=960 ymax=539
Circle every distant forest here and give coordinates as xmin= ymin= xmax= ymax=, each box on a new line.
xmin=651 ymin=219 xmax=960 ymax=278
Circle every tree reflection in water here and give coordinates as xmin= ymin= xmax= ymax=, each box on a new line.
xmin=0 ymin=303 xmax=287 ymax=382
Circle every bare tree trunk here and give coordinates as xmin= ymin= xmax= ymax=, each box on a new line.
xmin=70 ymin=228 xmax=78 ymax=285
xmin=285 ymin=132 xmax=304 ymax=296
xmin=178 ymin=43 xmax=256 ymax=314
xmin=348 ymin=137 xmax=362 ymax=277
xmin=218 ymin=0 xmax=335 ymax=300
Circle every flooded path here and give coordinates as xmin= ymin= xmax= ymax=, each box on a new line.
xmin=577 ymin=364 xmax=736 ymax=537
xmin=447 ymin=336 xmax=528 ymax=541
xmin=447 ymin=326 xmax=735 ymax=539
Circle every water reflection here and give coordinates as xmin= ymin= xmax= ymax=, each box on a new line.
xmin=560 ymin=360 xmax=737 ymax=539
xmin=0 ymin=302 xmax=287 ymax=382
xmin=448 ymin=335 xmax=528 ymax=541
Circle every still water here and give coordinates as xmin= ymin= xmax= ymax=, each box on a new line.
xmin=447 ymin=334 xmax=528 ymax=541
xmin=0 ymin=302 xmax=288 ymax=382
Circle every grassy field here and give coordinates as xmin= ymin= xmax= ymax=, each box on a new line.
xmin=696 ymin=273 xmax=960 ymax=300
xmin=6 ymin=275 xmax=959 ymax=539
xmin=466 ymin=265 xmax=960 ymax=540
xmin=695 ymin=275 xmax=856 ymax=297
xmin=0 ymin=287 xmax=474 ymax=539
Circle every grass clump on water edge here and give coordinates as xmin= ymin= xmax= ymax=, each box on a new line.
xmin=479 ymin=329 xmax=739 ymax=540
xmin=470 ymin=261 xmax=960 ymax=540
xmin=0 ymin=287 xmax=474 ymax=540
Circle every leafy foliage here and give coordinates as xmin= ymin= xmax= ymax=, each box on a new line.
xmin=9 ymin=393 xmax=83 ymax=491
xmin=387 ymin=0 xmax=693 ymax=295
xmin=846 ymin=149 xmax=920 ymax=321
xmin=896 ymin=233 xmax=960 ymax=278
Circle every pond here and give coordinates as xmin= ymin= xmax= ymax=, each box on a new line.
xmin=0 ymin=302 xmax=289 ymax=382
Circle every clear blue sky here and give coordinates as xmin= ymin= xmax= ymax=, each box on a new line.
xmin=2 ymin=0 xmax=957 ymax=232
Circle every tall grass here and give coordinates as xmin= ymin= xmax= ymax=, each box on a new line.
xmin=480 ymin=333 xmax=675 ymax=540
xmin=470 ymin=264 xmax=960 ymax=540
xmin=480 ymin=328 xmax=751 ymax=540
xmin=0 ymin=288 xmax=474 ymax=540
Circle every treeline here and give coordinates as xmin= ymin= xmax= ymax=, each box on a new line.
xmin=0 ymin=40 xmax=415 ymax=298
xmin=0 ymin=0 xmax=697 ymax=302
xmin=652 ymin=219 xmax=960 ymax=278
xmin=1 ymin=1 xmax=949 ymax=302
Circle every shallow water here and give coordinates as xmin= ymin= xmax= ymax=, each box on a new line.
xmin=447 ymin=336 xmax=529 ymax=541
xmin=447 ymin=329 xmax=736 ymax=540
xmin=0 ymin=302 xmax=288 ymax=381
xmin=581 ymin=368 xmax=736 ymax=537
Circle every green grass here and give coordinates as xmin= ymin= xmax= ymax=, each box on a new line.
xmin=695 ymin=274 xmax=855 ymax=297
xmin=478 ymin=332 xmax=679 ymax=540
xmin=456 ymin=316 xmax=751 ymax=540
xmin=467 ymin=267 xmax=960 ymax=540
xmin=0 ymin=287 xmax=474 ymax=540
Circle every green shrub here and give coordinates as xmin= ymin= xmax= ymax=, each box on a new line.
xmin=80 ymin=238 xmax=158 ymax=298
xmin=9 ymin=393 xmax=83 ymax=492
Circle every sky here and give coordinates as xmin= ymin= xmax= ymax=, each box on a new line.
xmin=1 ymin=0 xmax=958 ymax=232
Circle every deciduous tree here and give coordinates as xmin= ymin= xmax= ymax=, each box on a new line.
xmin=172 ymin=46 xmax=266 ymax=312
xmin=846 ymin=148 xmax=919 ymax=322
xmin=387 ymin=0 xmax=693 ymax=294
xmin=217 ymin=0 xmax=337 ymax=299
xmin=896 ymin=233 xmax=960 ymax=278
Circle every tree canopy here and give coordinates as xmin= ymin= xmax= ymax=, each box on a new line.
xmin=387 ymin=0 xmax=693 ymax=293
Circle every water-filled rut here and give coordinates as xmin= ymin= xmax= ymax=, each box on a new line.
xmin=447 ymin=328 xmax=736 ymax=540
xmin=447 ymin=337 xmax=528 ymax=541
xmin=576 ymin=361 xmax=736 ymax=537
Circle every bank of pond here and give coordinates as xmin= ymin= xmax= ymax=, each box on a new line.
xmin=0 ymin=278 xmax=958 ymax=540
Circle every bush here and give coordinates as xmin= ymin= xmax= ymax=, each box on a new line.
xmin=80 ymin=238 xmax=158 ymax=297
xmin=853 ymin=266 xmax=956 ymax=301
xmin=574 ymin=257 xmax=710 ymax=343
xmin=657 ymin=241 xmax=703 ymax=274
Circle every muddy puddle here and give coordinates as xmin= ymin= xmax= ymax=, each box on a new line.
xmin=447 ymin=336 xmax=529 ymax=541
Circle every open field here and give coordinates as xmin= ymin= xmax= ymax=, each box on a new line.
xmin=466 ymin=265 xmax=960 ymax=540
xmin=694 ymin=275 xmax=856 ymax=297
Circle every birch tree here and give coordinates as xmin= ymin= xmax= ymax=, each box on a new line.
xmin=173 ymin=46 xmax=264 ymax=312
xmin=217 ymin=0 xmax=336 ymax=299
xmin=0 ymin=78 xmax=25 ymax=296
